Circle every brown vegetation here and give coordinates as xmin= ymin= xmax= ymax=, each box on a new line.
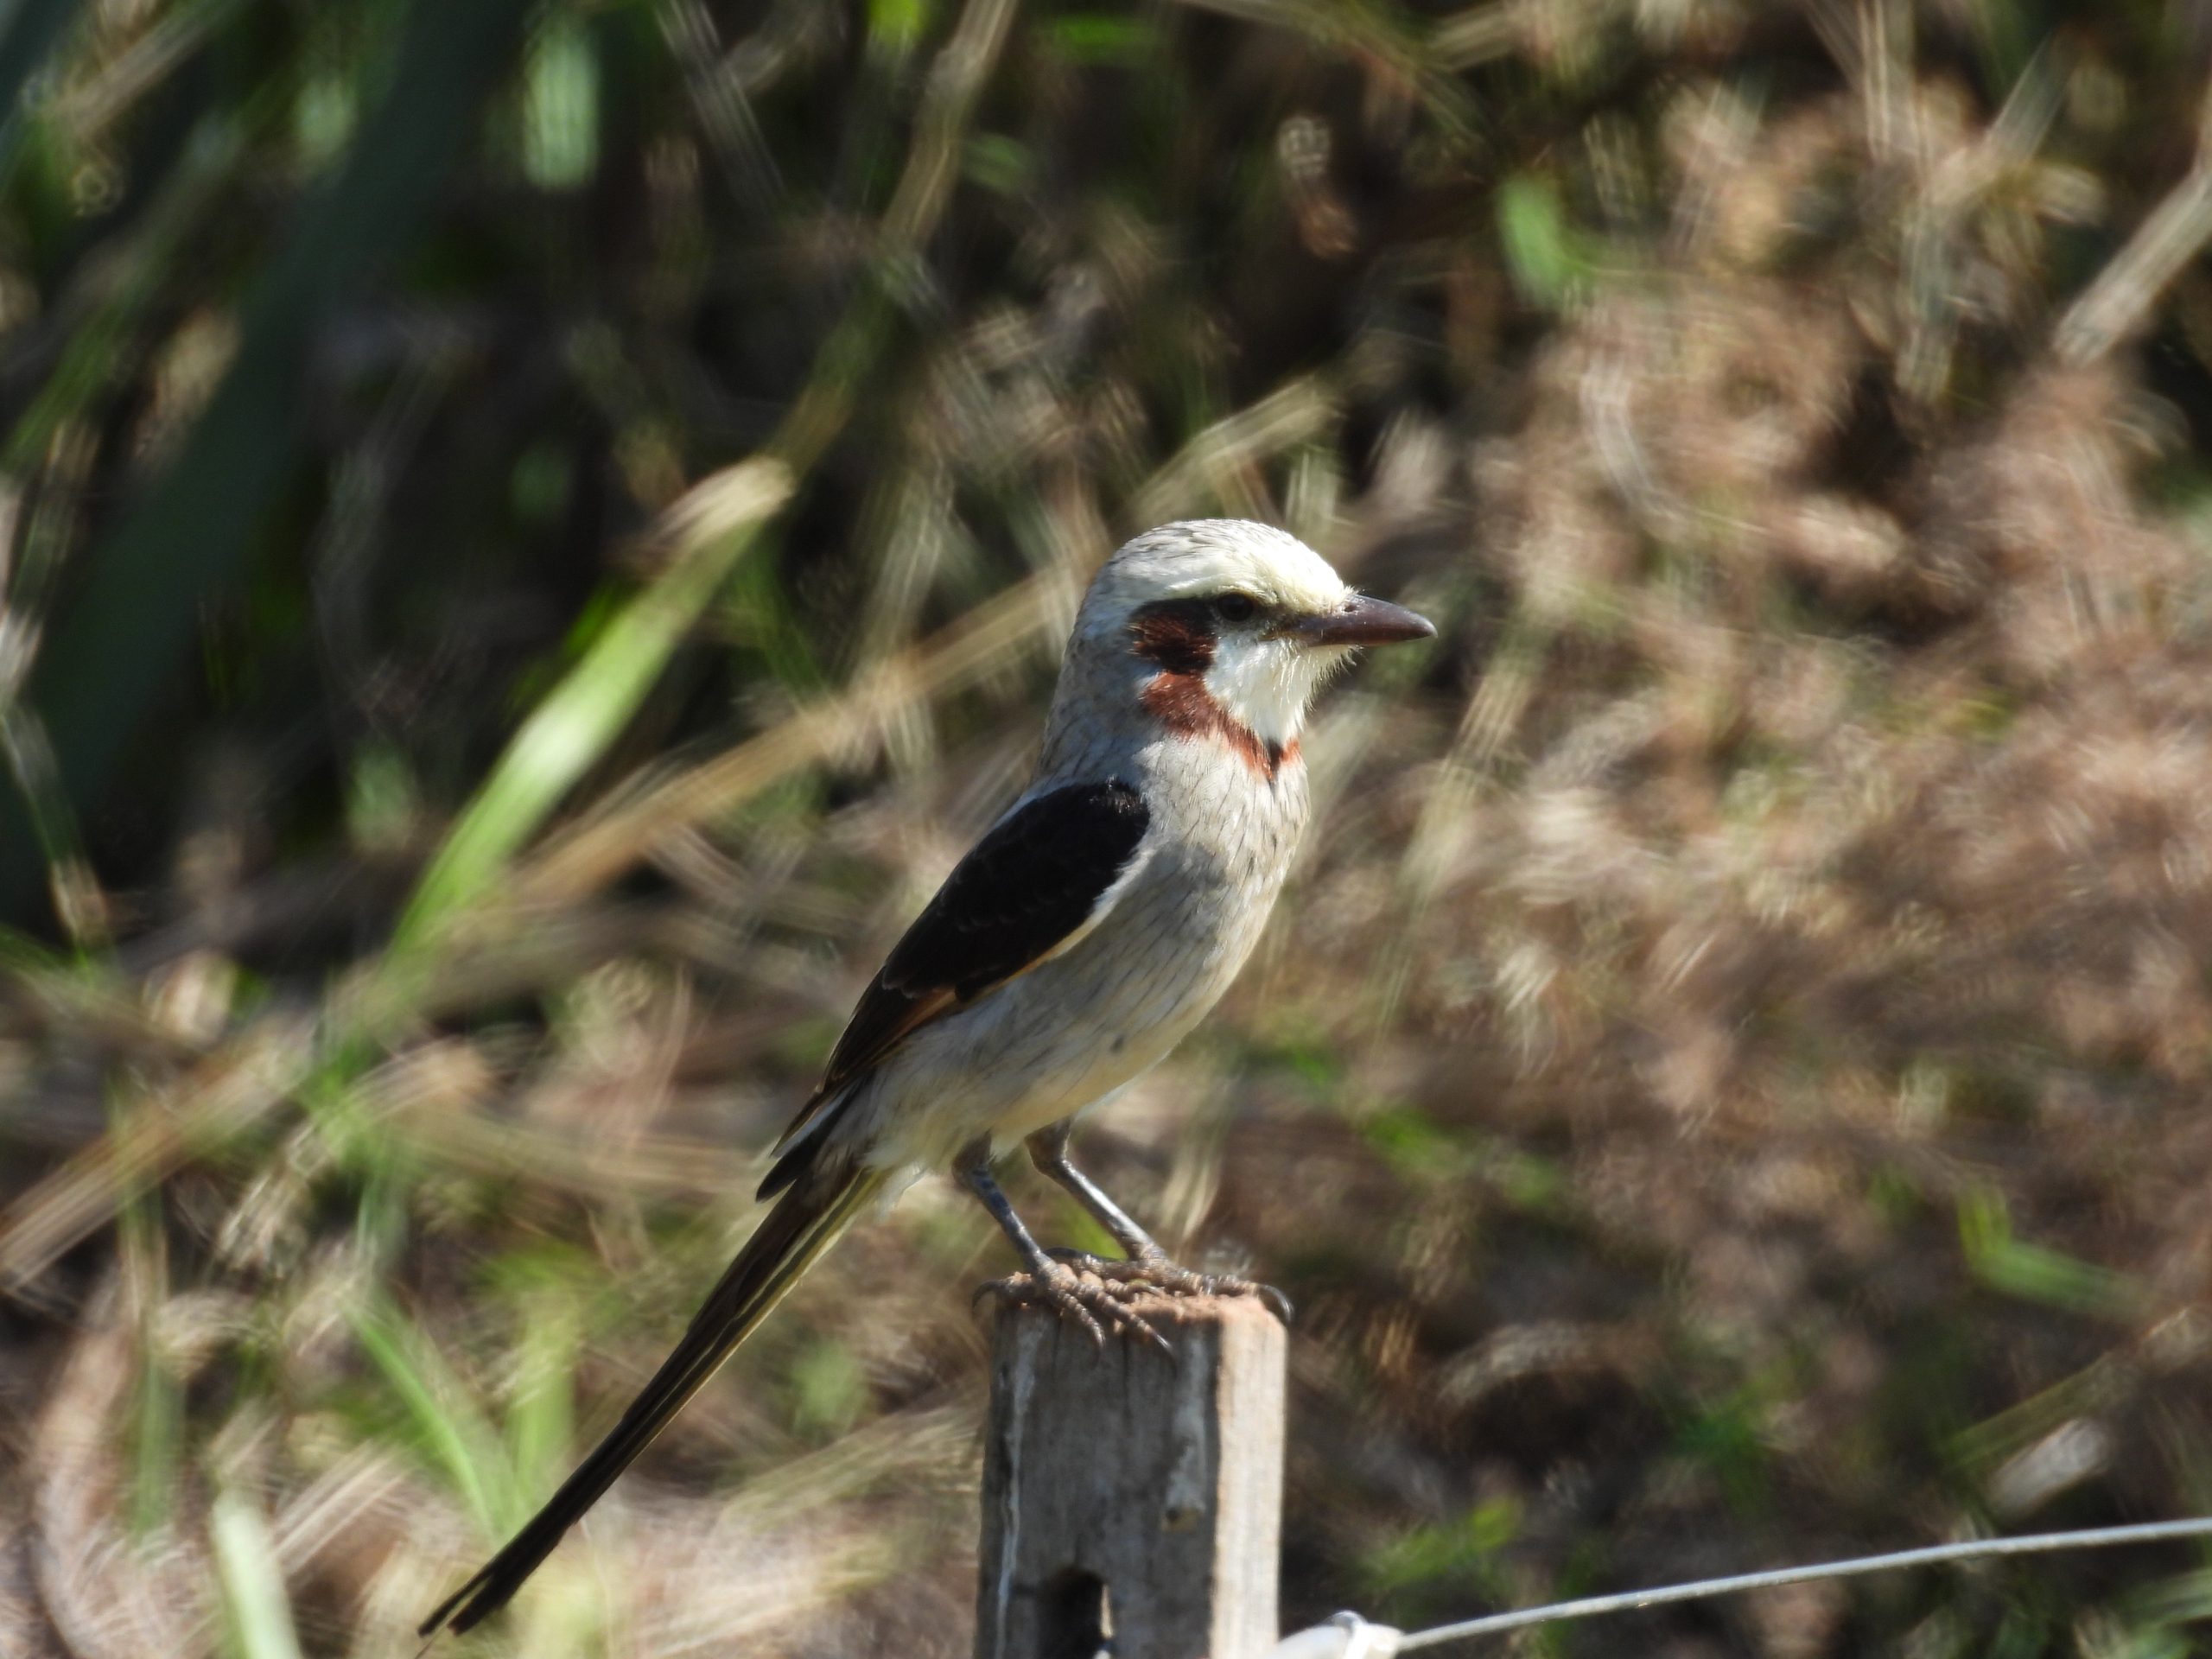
xmin=8 ymin=2 xmax=2212 ymax=1655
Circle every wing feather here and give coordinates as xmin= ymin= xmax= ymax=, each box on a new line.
xmin=757 ymin=778 xmax=1150 ymax=1196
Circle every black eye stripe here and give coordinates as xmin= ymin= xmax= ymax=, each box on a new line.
xmin=1128 ymin=599 xmax=1217 ymax=673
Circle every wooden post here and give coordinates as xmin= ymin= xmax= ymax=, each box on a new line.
xmin=975 ymin=1293 xmax=1287 ymax=1659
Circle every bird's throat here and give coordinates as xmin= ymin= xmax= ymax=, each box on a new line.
xmin=1141 ymin=670 xmax=1299 ymax=780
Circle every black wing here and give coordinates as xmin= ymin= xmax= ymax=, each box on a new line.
xmin=759 ymin=778 xmax=1149 ymax=1196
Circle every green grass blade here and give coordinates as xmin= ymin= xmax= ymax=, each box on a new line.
xmin=351 ymin=1294 xmax=514 ymax=1535
xmin=210 ymin=1486 xmax=305 ymax=1659
xmin=392 ymin=457 xmax=791 ymax=944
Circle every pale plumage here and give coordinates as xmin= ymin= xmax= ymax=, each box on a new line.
xmin=422 ymin=519 xmax=1433 ymax=1637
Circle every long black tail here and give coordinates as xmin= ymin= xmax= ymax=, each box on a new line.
xmin=419 ymin=1164 xmax=887 ymax=1637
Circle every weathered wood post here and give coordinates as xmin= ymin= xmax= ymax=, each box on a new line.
xmin=975 ymin=1293 xmax=1287 ymax=1659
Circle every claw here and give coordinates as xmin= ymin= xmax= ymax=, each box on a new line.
xmin=1065 ymin=1254 xmax=1294 ymax=1325
xmin=976 ymin=1261 xmax=1171 ymax=1351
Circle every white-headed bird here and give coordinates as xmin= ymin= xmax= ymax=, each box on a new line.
xmin=422 ymin=518 xmax=1433 ymax=1636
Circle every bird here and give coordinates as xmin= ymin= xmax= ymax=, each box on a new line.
xmin=419 ymin=518 xmax=1434 ymax=1637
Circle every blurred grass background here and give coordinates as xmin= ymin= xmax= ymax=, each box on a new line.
xmin=7 ymin=0 xmax=2212 ymax=1654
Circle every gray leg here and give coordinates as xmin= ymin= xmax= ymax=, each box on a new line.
xmin=1027 ymin=1119 xmax=1167 ymax=1262
xmin=958 ymin=1137 xmax=1166 ymax=1349
xmin=1023 ymin=1121 xmax=1293 ymax=1323
xmin=960 ymin=1136 xmax=1063 ymax=1273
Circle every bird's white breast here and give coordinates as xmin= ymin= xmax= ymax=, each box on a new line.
xmin=851 ymin=719 xmax=1311 ymax=1175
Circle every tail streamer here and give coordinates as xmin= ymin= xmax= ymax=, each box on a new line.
xmin=419 ymin=1164 xmax=888 ymax=1637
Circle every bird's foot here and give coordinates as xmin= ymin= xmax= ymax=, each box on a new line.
xmin=1047 ymin=1249 xmax=1293 ymax=1324
xmin=975 ymin=1260 xmax=1172 ymax=1351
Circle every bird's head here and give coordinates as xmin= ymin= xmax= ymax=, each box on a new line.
xmin=1068 ymin=520 xmax=1433 ymax=759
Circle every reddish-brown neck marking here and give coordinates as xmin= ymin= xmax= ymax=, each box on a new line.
xmin=1128 ymin=599 xmax=1299 ymax=781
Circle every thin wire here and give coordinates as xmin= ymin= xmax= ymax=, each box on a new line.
xmin=1392 ymin=1516 xmax=2212 ymax=1651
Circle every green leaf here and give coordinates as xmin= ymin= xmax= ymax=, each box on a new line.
xmin=522 ymin=10 xmax=598 ymax=190
xmin=868 ymin=0 xmax=931 ymax=57
xmin=1497 ymin=174 xmax=1591 ymax=308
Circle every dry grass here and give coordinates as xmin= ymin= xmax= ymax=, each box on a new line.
xmin=8 ymin=3 xmax=2212 ymax=1656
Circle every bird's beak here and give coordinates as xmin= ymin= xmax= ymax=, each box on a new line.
xmin=1288 ymin=594 xmax=1436 ymax=648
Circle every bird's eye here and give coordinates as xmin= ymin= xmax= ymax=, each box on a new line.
xmin=1213 ymin=593 xmax=1258 ymax=624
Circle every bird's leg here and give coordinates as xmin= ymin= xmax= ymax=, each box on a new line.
xmin=1026 ymin=1120 xmax=1164 ymax=1259
xmin=959 ymin=1138 xmax=1166 ymax=1350
xmin=1025 ymin=1122 xmax=1292 ymax=1322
